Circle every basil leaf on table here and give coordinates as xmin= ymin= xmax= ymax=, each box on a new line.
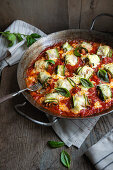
xmin=2 ymin=31 xmax=16 ymax=47
xmin=61 ymin=150 xmax=71 ymax=168
xmin=46 ymin=60 xmax=55 ymax=64
xmin=16 ymin=33 xmax=23 ymax=42
xmin=0 ymin=31 xmax=41 ymax=47
xmin=80 ymin=78 xmax=94 ymax=88
xmin=30 ymin=33 xmax=41 ymax=38
xmin=55 ymin=87 xmax=71 ymax=97
xmin=48 ymin=141 xmax=65 ymax=148
xmin=97 ymin=69 xmax=109 ymax=82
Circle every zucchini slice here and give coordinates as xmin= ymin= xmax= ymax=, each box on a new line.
xmin=97 ymin=45 xmax=112 ymax=57
xmin=81 ymin=42 xmax=92 ymax=52
xmin=77 ymin=66 xmax=94 ymax=79
xmin=97 ymin=84 xmax=112 ymax=101
xmin=104 ymin=63 xmax=113 ymax=78
xmin=34 ymin=59 xmax=48 ymax=72
xmin=44 ymin=92 xmax=61 ymax=104
xmin=63 ymin=42 xmax=73 ymax=51
xmin=71 ymin=93 xmax=89 ymax=113
xmin=46 ymin=48 xmax=59 ymax=61
xmin=57 ymin=78 xmax=73 ymax=91
xmin=65 ymin=54 xmax=78 ymax=66
xmin=38 ymin=71 xmax=51 ymax=84
xmin=87 ymin=54 xmax=100 ymax=68
xmin=56 ymin=65 xmax=65 ymax=76
xmin=67 ymin=75 xmax=80 ymax=86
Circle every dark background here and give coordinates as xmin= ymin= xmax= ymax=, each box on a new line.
xmin=0 ymin=0 xmax=113 ymax=33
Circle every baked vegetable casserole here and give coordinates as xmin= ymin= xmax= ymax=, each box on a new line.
xmin=26 ymin=40 xmax=113 ymax=117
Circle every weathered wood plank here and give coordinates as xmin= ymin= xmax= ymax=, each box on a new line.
xmin=0 ymin=0 xmax=68 ymax=34
xmin=80 ymin=0 xmax=113 ymax=32
xmin=68 ymin=0 xmax=82 ymax=29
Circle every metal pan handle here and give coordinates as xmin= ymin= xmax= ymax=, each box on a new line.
xmin=90 ymin=13 xmax=113 ymax=31
xmin=14 ymin=102 xmax=58 ymax=126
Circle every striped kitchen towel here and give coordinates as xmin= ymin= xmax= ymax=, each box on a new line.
xmin=0 ymin=20 xmax=99 ymax=148
xmin=85 ymin=129 xmax=113 ymax=170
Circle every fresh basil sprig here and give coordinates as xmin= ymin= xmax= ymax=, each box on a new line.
xmin=48 ymin=141 xmax=65 ymax=148
xmin=61 ymin=150 xmax=71 ymax=168
xmin=55 ymin=87 xmax=71 ymax=97
xmin=46 ymin=60 xmax=55 ymax=65
xmin=0 ymin=31 xmax=41 ymax=47
xmin=97 ymin=69 xmax=109 ymax=82
xmin=80 ymin=78 xmax=94 ymax=88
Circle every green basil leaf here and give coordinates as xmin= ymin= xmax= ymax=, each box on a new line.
xmin=7 ymin=33 xmax=16 ymax=47
xmin=97 ymin=69 xmax=109 ymax=82
xmin=74 ymin=46 xmax=88 ymax=57
xmin=46 ymin=60 xmax=55 ymax=64
xmin=74 ymin=47 xmax=81 ymax=57
xmin=55 ymin=87 xmax=71 ymax=97
xmin=31 ymin=33 xmax=41 ymax=38
xmin=26 ymin=35 xmax=36 ymax=47
xmin=48 ymin=141 xmax=65 ymax=148
xmin=1 ymin=31 xmax=9 ymax=38
xmin=16 ymin=33 xmax=23 ymax=42
xmin=80 ymin=78 xmax=94 ymax=88
xmin=61 ymin=150 xmax=71 ymax=168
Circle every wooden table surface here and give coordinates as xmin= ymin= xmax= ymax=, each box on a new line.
xmin=0 ymin=65 xmax=113 ymax=170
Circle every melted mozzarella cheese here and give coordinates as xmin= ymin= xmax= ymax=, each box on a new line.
xmin=97 ymin=45 xmax=110 ymax=57
xmin=38 ymin=71 xmax=51 ymax=83
xmin=35 ymin=58 xmax=48 ymax=72
xmin=78 ymin=66 xmax=94 ymax=79
xmin=87 ymin=54 xmax=100 ymax=68
xmin=65 ymin=54 xmax=78 ymax=66
xmin=81 ymin=42 xmax=92 ymax=51
xmin=59 ymin=103 xmax=70 ymax=112
xmin=71 ymin=94 xmax=86 ymax=114
xmin=104 ymin=63 xmax=113 ymax=77
xmin=94 ymin=101 xmax=102 ymax=109
xmin=57 ymin=79 xmax=73 ymax=91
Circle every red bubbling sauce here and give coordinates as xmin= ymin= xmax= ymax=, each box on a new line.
xmin=26 ymin=40 xmax=113 ymax=118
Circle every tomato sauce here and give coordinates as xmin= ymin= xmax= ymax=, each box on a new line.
xmin=26 ymin=40 xmax=113 ymax=118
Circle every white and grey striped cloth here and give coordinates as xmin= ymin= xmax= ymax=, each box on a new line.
xmin=0 ymin=20 xmax=99 ymax=148
xmin=85 ymin=129 xmax=113 ymax=170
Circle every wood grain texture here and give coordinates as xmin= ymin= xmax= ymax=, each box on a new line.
xmin=0 ymin=0 xmax=68 ymax=34
xmin=80 ymin=0 xmax=113 ymax=32
xmin=68 ymin=0 xmax=82 ymax=29
xmin=0 ymin=65 xmax=113 ymax=170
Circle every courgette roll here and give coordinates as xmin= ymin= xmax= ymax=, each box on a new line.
xmin=34 ymin=59 xmax=48 ymax=72
xmin=38 ymin=71 xmax=51 ymax=84
xmin=46 ymin=48 xmax=59 ymax=62
xmin=67 ymin=75 xmax=80 ymax=86
xmin=56 ymin=65 xmax=65 ymax=76
xmin=81 ymin=42 xmax=92 ymax=52
xmin=97 ymin=84 xmax=112 ymax=101
xmin=87 ymin=54 xmax=100 ymax=68
xmin=65 ymin=54 xmax=78 ymax=66
xmin=97 ymin=45 xmax=112 ymax=57
xmin=77 ymin=66 xmax=94 ymax=79
xmin=104 ymin=63 xmax=113 ymax=78
xmin=63 ymin=42 xmax=73 ymax=51
xmin=71 ymin=93 xmax=89 ymax=114
xmin=44 ymin=92 xmax=62 ymax=104
xmin=57 ymin=78 xmax=73 ymax=91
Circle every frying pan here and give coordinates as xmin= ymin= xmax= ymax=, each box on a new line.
xmin=15 ymin=13 xmax=113 ymax=126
